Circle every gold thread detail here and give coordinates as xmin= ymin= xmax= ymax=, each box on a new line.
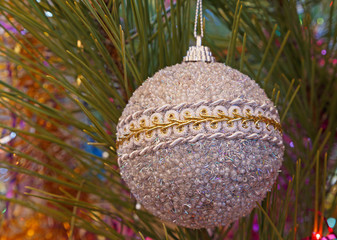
xmin=117 ymin=112 xmax=282 ymax=148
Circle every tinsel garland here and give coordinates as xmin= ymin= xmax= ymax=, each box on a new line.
xmin=0 ymin=16 xmax=84 ymax=239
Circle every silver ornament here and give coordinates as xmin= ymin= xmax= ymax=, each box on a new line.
xmin=116 ymin=61 xmax=284 ymax=229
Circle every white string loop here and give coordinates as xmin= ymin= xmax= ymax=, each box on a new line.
xmin=193 ymin=0 xmax=204 ymax=38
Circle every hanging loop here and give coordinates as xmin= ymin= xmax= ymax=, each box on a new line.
xmin=183 ymin=0 xmax=215 ymax=63
xmin=194 ymin=0 xmax=204 ymax=38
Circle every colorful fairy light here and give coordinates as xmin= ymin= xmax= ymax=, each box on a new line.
xmin=307 ymin=215 xmax=337 ymax=240
xmin=327 ymin=218 xmax=336 ymax=228
xmin=44 ymin=11 xmax=53 ymax=17
xmin=317 ymin=18 xmax=324 ymax=25
xmin=0 ymin=132 xmax=16 ymax=144
xmin=321 ymin=233 xmax=337 ymax=240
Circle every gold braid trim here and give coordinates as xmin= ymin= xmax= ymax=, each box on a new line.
xmin=116 ymin=110 xmax=282 ymax=148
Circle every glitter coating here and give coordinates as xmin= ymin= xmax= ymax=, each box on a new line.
xmin=121 ymin=62 xmax=274 ymax=118
xmin=117 ymin=62 xmax=284 ymax=229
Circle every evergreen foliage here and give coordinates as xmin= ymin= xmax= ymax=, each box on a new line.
xmin=0 ymin=0 xmax=336 ymax=239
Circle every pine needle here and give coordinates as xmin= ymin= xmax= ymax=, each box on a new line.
xmin=256 ymin=202 xmax=284 ymax=240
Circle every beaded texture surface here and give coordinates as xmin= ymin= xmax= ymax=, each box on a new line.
xmin=117 ymin=62 xmax=284 ymax=229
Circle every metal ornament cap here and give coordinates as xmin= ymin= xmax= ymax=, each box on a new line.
xmin=183 ymin=36 xmax=215 ymax=63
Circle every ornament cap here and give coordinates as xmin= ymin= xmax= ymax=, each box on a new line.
xmin=183 ymin=36 xmax=216 ymax=63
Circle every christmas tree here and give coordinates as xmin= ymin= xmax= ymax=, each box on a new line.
xmin=0 ymin=0 xmax=336 ymax=239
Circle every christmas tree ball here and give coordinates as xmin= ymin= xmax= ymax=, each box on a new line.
xmin=117 ymin=62 xmax=284 ymax=229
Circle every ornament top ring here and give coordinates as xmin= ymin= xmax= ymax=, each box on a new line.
xmin=116 ymin=0 xmax=284 ymax=229
xmin=183 ymin=35 xmax=215 ymax=63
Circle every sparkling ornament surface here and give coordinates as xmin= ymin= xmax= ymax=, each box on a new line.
xmin=121 ymin=63 xmax=271 ymax=116
xmin=117 ymin=62 xmax=284 ymax=229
